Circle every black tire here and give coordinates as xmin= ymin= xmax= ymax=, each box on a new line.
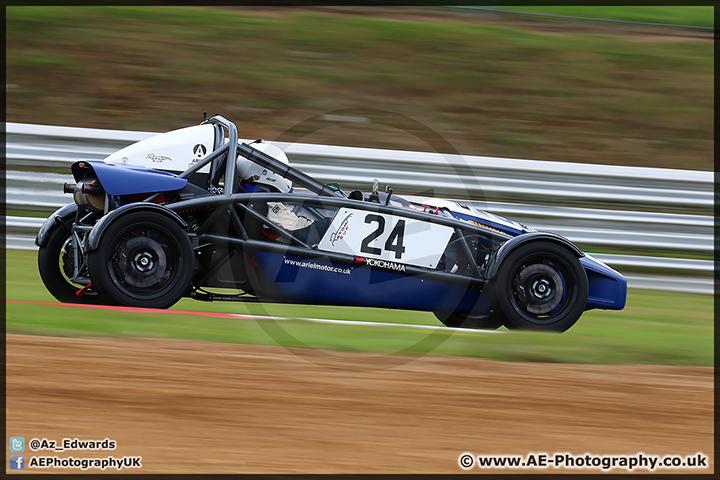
xmin=88 ymin=211 xmax=194 ymax=309
xmin=38 ymin=221 xmax=104 ymax=304
xmin=434 ymin=311 xmax=504 ymax=330
xmin=488 ymin=241 xmax=588 ymax=332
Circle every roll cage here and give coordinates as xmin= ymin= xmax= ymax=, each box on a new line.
xmin=179 ymin=115 xmax=344 ymax=199
xmin=140 ymin=116 xmax=514 ymax=291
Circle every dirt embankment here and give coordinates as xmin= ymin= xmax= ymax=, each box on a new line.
xmin=6 ymin=334 xmax=713 ymax=474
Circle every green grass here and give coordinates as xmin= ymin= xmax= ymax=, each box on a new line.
xmin=5 ymin=249 xmax=713 ymax=366
xmin=5 ymin=6 xmax=713 ymax=170
xmin=5 ymin=210 xmax=53 ymax=218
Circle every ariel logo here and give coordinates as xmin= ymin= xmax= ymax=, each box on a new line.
xmin=329 ymin=213 xmax=353 ymax=246
xmin=193 ymin=144 xmax=207 ymax=159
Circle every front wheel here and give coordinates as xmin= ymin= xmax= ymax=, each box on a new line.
xmin=88 ymin=211 xmax=194 ymax=309
xmin=488 ymin=241 xmax=588 ymax=332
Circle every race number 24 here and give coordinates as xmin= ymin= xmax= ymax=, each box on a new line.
xmin=360 ymin=215 xmax=406 ymax=259
xmin=318 ymin=208 xmax=454 ymax=269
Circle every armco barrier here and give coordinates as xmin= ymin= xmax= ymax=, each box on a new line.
xmin=5 ymin=122 xmax=713 ymax=294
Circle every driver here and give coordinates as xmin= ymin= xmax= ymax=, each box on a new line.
xmin=235 ymin=141 xmax=318 ymax=242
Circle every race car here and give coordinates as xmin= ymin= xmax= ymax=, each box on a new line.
xmin=36 ymin=115 xmax=626 ymax=332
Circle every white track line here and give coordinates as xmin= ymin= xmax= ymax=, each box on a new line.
xmin=274 ymin=315 xmax=506 ymax=334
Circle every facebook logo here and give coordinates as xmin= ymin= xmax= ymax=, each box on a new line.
xmin=9 ymin=436 xmax=25 ymax=452
xmin=9 ymin=455 xmax=25 ymax=470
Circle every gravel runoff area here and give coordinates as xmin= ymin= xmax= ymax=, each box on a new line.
xmin=5 ymin=334 xmax=713 ymax=474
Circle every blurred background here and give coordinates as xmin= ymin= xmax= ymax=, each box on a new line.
xmin=6 ymin=5 xmax=713 ymax=169
xmin=5 ymin=6 xmax=714 ymax=474
xmin=6 ymin=4 xmax=714 ymax=294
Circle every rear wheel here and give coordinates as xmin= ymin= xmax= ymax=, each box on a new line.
xmin=88 ymin=212 xmax=194 ymax=309
xmin=434 ymin=311 xmax=503 ymax=330
xmin=488 ymin=241 xmax=588 ymax=332
xmin=38 ymin=221 xmax=103 ymax=304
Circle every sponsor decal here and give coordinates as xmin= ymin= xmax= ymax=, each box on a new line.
xmin=468 ymin=220 xmax=505 ymax=234
xmin=329 ymin=212 xmax=353 ymax=246
xmin=283 ymin=258 xmax=351 ymax=275
xmin=188 ymin=145 xmax=207 ymax=168
xmin=193 ymin=143 xmax=207 ymax=158
xmin=366 ymin=258 xmax=406 ymax=272
xmin=146 ymin=153 xmax=172 ymax=163
xmin=354 ymin=256 xmax=407 ymax=272
xmin=408 ymin=203 xmax=439 ymax=214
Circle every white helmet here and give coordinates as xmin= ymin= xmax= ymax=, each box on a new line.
xmin=236 ymin=140 xmax=292 ymax=193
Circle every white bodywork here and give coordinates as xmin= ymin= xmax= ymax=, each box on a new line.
xmin=104 ymin=124 xmax=215 ymax=174
xmin=404 ymin=195 xmax=528 ymax=232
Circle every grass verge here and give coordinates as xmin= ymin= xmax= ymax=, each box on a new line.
xmin=6 ymin=249 xmax=713 ymax=365
xmin=5 ymin=6 xmax=713 ymax=170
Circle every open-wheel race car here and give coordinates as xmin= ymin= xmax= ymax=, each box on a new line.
xmin=36 ymin=115 xmax=626 ymax=332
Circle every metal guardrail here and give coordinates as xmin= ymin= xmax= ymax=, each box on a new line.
xmin=5 ymin=122 xmax=713 ymax=294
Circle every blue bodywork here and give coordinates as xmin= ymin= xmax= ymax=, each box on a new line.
xmin=72 ymin=161 xmax=188 ymax=196
xmin=245 ymin=244 xmax=626 ymax=316
xmin=581 ymin=255 xmax=627 ymax=310
xmin=248 ymin=249 xmax=492 ymax=314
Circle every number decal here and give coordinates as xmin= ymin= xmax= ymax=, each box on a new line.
xmin=384 ymin=219 xmax=406 ymax=259
xmin=360 ymin=215 xmax=406 ymax=259
xmin=318 ymin=208 xmax=454 ymax=269
xmin=360 ymin=214 xmax=385 ymax=255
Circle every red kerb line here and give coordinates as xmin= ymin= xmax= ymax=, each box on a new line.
xmin=6 ymin=299 xmax=262 ymax=320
